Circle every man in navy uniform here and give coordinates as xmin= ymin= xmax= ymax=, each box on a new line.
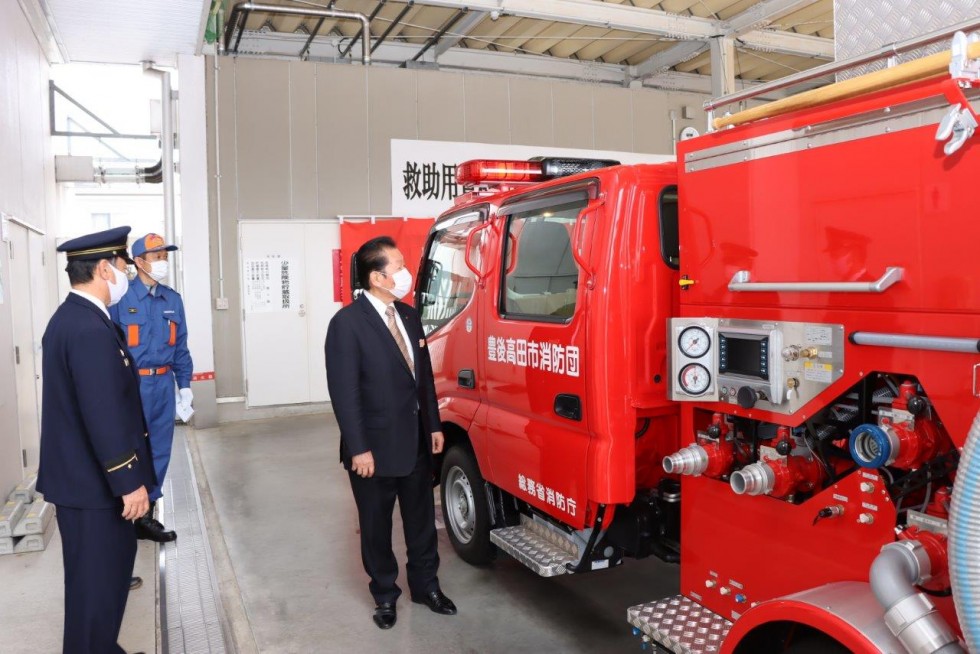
xmin=110 ymin=233 xmax=193 ymax=542
xmin=38 ymin=226 xmax=156 ymax=654
xmin=326 ymin=236 xmax=456 ymax=630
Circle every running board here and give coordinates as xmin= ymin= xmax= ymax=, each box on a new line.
xmin=490 ymin=515 xmax=579 ymax=577
xmin=627 ymin=595 xmax=732 ymax=654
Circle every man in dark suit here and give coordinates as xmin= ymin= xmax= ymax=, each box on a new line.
xmin=326 ymin=236 xmax=457 ymax=629
xmin=37 ymin=226 xmax=156 ymax=654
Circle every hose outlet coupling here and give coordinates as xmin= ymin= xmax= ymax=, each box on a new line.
xmin=730 ymin=461 xmax=775 ymax=496
xmin=663 ymin=444 xmax=709 ymax=476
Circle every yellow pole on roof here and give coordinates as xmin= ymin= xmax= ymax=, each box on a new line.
xmin=713 ymin=41 xmax=980 ymax=131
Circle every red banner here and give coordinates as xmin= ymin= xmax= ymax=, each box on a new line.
xmin=337 ymin=218 xmax=436 ymax=306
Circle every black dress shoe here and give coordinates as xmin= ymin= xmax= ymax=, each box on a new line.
xmin=412 ymin=590 xmax=457 ymax=615
xmin=135 ymin=515 xmax=177 ymax=543
xmin=373 ymin=602 xmax=397 ymax=629
xmin=129 ymin=576 xmax=142 ymax=591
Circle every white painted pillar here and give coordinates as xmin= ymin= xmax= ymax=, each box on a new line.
xmin=177 ymin=54 xmax=218 ymax=428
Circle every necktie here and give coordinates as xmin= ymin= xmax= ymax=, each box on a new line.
xmin=386 ymin=305 xmax=414 ymax=376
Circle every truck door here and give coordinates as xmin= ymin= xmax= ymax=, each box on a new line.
xmin=416 ymin=208 xmax=488 ymax=445
xmin=484 ymin=186 xmax=596 ymax=529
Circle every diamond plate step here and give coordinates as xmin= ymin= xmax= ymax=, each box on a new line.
xmin=490 ymin=516 xmax=578 ymax=577
xmin=628 ymin=595 xmax=732 ymax=654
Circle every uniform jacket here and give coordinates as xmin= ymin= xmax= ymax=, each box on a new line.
xmin=109 ymin=281 xmax=193 ymax=388
xmin=37 ymin=294 xmax=156 ymax=508
xmin=325 ymin=292 xmax=442 ymax=477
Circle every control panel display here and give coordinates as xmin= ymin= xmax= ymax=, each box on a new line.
xmin=670 ymin=318 xmax=845 ymax=415
xmin=719 ymin=334 xmax=768 ymax=380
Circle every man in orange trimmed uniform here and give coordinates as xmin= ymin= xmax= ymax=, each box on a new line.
xmin=110 ymin=233 xmax=193 ymax=542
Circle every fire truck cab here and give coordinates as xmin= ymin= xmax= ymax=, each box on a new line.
xmin=417 ymin=29 xmax=980 ymax=654
xmin=416 ymin=158 xmax=684 ymax=574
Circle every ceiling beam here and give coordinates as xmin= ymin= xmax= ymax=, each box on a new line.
xmin=410 ymin=0 xmax=718 ymax=40
xmin=725 ymin=0 xmax=822 ymax=35
xmin=434 ymin=10 xmax=488 ymax=56
xmin=737 ymin=29 xmax=833 ymax=58
xmin=235 ymin=30 xmax=820 ymax=101
xmin=634 ymin=40 xmax=709 ymax=80
xmin=407 ymin=0 xmax=832 ymax=58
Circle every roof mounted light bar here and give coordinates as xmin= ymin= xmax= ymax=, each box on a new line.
xmin=456 ymin=157 xmax=620 ymax=186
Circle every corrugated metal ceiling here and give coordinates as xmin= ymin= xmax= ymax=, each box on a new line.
xmin=229 ymin=0 xmax=834 ymax=81
xmin=36 ymin=0 xmax=834 ymax=86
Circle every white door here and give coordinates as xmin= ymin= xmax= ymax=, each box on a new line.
xmin=241 ymin=222 xmax=342 ymax=407
xmin=7 ymin=225 xmax=41 ymax=472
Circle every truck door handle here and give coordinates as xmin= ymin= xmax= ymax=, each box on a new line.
xmin=458 ymin=369 xmax=476 ymax=389
xmin=554 ymin=394 xmax=582 ymax=421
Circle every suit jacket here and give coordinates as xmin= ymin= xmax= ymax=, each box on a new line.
xmin=36 ymin=294 xmax=156 ymax=509
xmin=325 ymin=292 xmax=442 ymax=477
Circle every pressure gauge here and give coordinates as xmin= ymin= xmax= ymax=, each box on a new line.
xmin=678 ymin=326 xmax=711 ymax=358
xmin=679 ymin=363 xmax=711 ymax=396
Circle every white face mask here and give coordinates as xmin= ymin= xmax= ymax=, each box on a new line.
xmin=146 ymin=260 xmax=169 ymax=282
xmin=106 ymin=261 xmax=129 ymax=307
xmin=385 ymin=268 xmax=413 ymax=300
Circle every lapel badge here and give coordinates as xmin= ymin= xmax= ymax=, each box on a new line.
xmin=120 ymin=349 xmax=130 ymax=366
xmin=128 ymin=308 xmax=137 ymax=314
xmin=419 ymin=339 xmax=426 ymax=348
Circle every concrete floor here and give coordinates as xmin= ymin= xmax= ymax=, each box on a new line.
xmin=193 ymin=413 xmax=680 ymax=654
xmin=0 ymin=527 xmax=157 ymax=653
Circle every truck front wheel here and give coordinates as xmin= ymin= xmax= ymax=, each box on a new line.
xmin=440 ymin=446 xmax=494 ymax=564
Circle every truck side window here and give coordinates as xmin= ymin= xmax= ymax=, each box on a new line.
xmin=501 ymin=198 xmax=588 ymax=321
xmin=660 ymin=185 xmax=679 ymax=269
xmin=419 ymin=213 xmax=482 ymax=336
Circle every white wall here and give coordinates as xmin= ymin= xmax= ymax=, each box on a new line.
xmin=206 ymin=57 xmax=709 ymax=401
xmin=0 ymin=0 xmax=59 ymax=498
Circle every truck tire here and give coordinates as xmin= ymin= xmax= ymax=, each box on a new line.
xmin=440 ymin=446 xmax=494 ymax=565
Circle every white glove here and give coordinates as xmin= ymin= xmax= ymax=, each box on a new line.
xmin=179 ymin=387 xmax=194 ymax=406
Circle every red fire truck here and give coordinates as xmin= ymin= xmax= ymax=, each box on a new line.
xmin=415 ymin=30 xmax=980 ymax=654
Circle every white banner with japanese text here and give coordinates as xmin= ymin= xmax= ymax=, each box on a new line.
xmin=390 ymin=139 xmax=673 ymax=217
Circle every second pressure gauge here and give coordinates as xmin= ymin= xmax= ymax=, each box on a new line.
xmin=679 ymin=326 xmax=711 ymax=358
xmin=679 ymin=363 xmax=711 ymax=395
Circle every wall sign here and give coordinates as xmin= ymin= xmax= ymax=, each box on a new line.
xmin=391 ymin=139 xmax=673 ymax=217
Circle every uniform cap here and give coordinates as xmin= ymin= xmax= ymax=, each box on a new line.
xmin=57 ymin=226 xmax=133 ymax=263
xmin=132 ymin=233 xmax=178 ymax=258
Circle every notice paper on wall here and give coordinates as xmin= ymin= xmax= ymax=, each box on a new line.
xmin=244 ymin=256 xmax=300 ymax=313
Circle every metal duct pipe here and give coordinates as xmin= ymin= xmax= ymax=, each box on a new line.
xmin=143 ymin=63 xmax=176 ymax=288
xmin=213 ymin=55 xmax=226 ymax=301
xmin=224 ymin=2 xmax=371 ymax=65
xmin=94 ymin=161 xmax=163 ymax=185
xmin=869 ymin=541 xmax=964 ymax=654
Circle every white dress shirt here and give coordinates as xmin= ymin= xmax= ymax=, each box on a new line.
xmin=70 ymin=289 xmax=110 ymax=319
xmin=364 ymin=291 xmax=414 ymax=365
